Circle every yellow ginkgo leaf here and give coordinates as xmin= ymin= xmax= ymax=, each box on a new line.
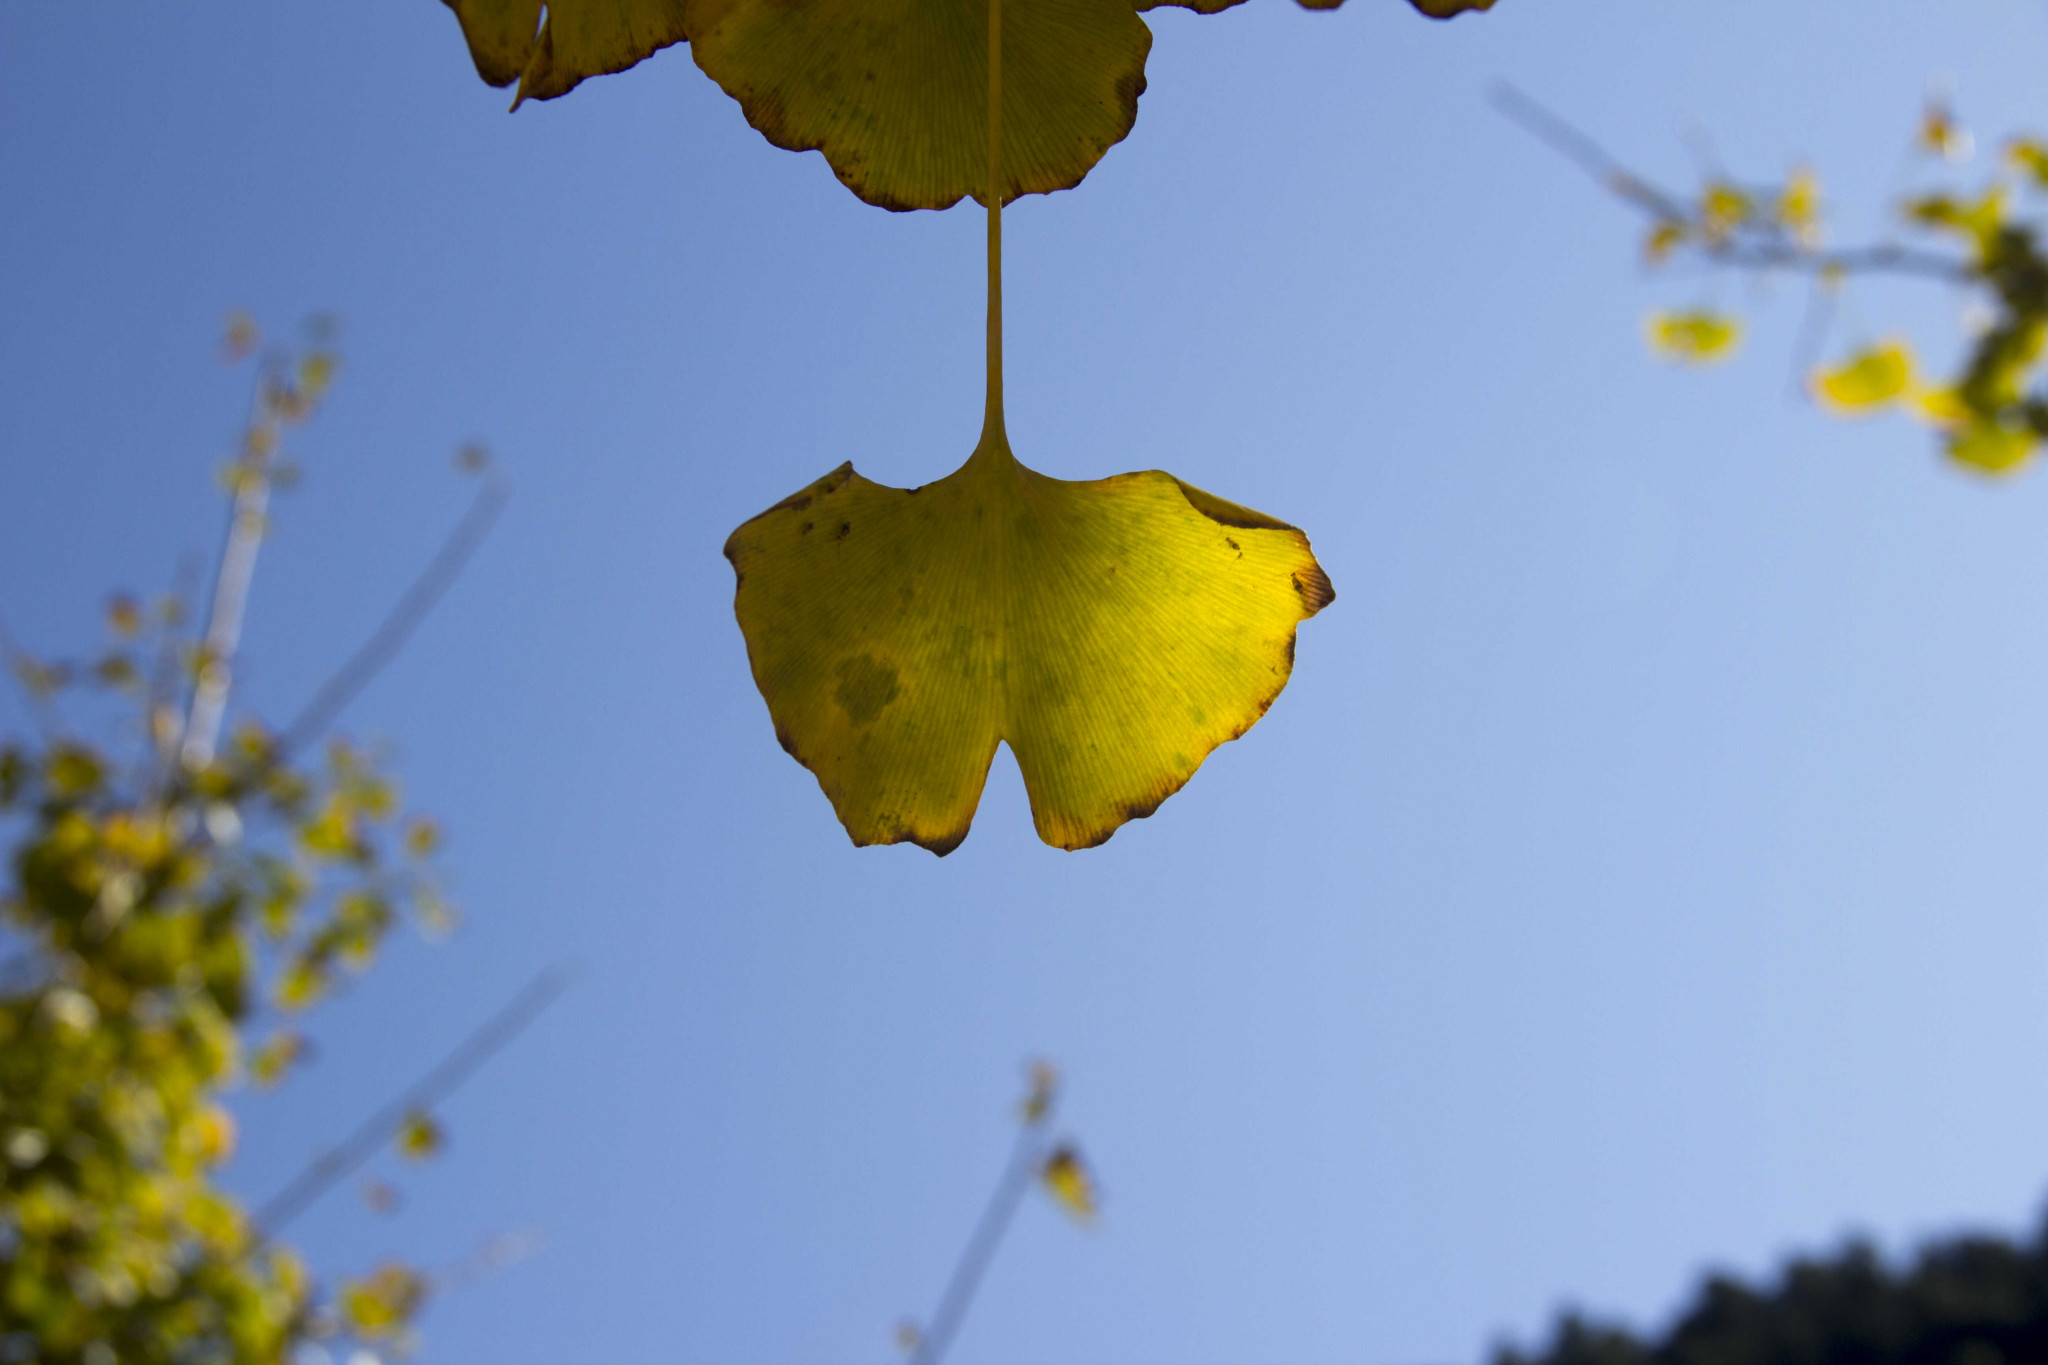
xmin=1040 ymin=1144 xmax=1099 ymax=1221
xmin=1903 ymin=188 xmax=2006 ymax=262
xmin=1812 ymin=341 xmax=1915 ymax=414
xmin=439 ymin=0 xmax=690 ymax=105
xmin=727 ymin=436 xmax=1331 ymax=853
xmin=1910 ymin=385 xmax=1971 ymax=427
xmin=442 ymin=0 xmax=1504 ymax=199
xmin=2008 ymin=137 xmax=2048 ymax=190
xmin=1646 ymin=310 xmax=1741 ymax=364
xmin=1699 ymin=182 xmax=1752 ymax=242
xmin=1643 ymin=219 xmax=1687 ymax=264
xmin=1947 ymin=420 xmax=2038 ymax=475
xmin=1778 ymin=164 xmax=1821 ymax=246
xmin=688 ymin=0 xmax=1151 ymax=211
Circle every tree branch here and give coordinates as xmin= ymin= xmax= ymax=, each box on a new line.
xmin=181 ymin=363 xmax=281 ymax=770
xmin=907 ymin=1100 xmax=1056 ymax=1365
xmin=251 ymin=965 xmax=570 ymax=1239
xmin=275 ymin=473 xmax=508 ymax=761
xmin=1490 ymin=83 xmax=1972 ymax=284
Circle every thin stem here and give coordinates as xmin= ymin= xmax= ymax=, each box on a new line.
xmin=181 ymin=365 xmax=278 ymax=770
xmin=1703 ymin=240 xmax=1969 ymax=281
xmin=275 ymin=473 xmax=508 ymax=761
xmin=981 ymin=0 xmax=1005 ymax=448
xmin=908 ymin=1114 xmax=1048 ymax=1365
xmin=144 ymin=554 xmax=204 ymax=799
xmin=250 ymin=966 xmax=571 ymax=1239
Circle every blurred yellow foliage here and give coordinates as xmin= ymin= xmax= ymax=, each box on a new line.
xmin=398 ymin=1110 xmax=445 ymax=1161
xmin=1646 ymin=310 xmax=1742 ymax=364
xmin=1040 ymin=1145 xmax=1099 ymax=1223
xmin=1947 ymin=421 xmax=2038 ymax=475
xmin=1812 ymin=342 xmax=1915 ymax=414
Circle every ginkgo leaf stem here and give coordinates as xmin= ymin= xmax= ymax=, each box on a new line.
xmin=980 ymin=0 xmax=1007 ymax=455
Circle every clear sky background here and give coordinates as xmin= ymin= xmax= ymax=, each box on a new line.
xmin=6 ymin=2 xmax=2048 ymax=1362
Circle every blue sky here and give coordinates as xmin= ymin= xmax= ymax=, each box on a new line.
xmin=7 ymin=2 xmax=2048 ymax=1362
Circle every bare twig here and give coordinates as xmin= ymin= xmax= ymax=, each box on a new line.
xmin=1703 ymin=240 xmax=1970 ymax=280
xmin=181 ymin=362 xmax=282 ymax=770
xmin=275 ymin=473 xmax=507 ymax=761
xmin=1489 ymin=82 xmax=1691 ymax=221
xmin=906 ymin=1104 xmax=1053 ymax=1365
xmin=252 ymin=965 xmax=570 ymax=1239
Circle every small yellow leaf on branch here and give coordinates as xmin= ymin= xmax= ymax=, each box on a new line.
xmin=1040 ymin=1144 xmax=1099 ymax=1223
xmin=1700 ymin=182 xmax=1752 ymax=243
xmin=397 ymin=1110 xmax=444 ymax=1162
xmin=1646 ymin=310 xmax=1741 ymax=364
xmin=1778 ymin=165 xmax=1822 ymax=246
xmin=2008 ymin=137 xmax=2048 ymax=190
xmin=1643 ymin=220 xmax=1686 ymax=264
xmin=1910 ymin=386 xmax=1971 ymax=427
xmin=1811 ymin=341 xmax=1915 ymax=414
xmin=1947 ymin=420 xmax=2038 ymax=475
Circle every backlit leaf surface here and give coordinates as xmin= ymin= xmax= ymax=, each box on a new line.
xmin=725 ymin=434 xmax=1332 ymax=853
xmin=1140 ymin=0 xmax=1494 ymax=16
xmin=689 ymin=0 xmax=1151 ymax=210
xmin=439 ymin=0 xmax=1505 ymax=197
xmin=439 ymin=0 xmax=689 ymax=104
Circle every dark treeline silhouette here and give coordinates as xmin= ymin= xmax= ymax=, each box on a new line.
xmin=1497 ymin=1211 xmax=2048 ymax=1365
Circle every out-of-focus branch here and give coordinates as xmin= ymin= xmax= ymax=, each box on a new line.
xmin=1490 ymin=83 xmax=1971 ymax=283
xmin=275 ymin=471 xmax=508 ymax=761
xmin=181 ymin=364 xmax=282 ymax=770
xmin=1490 ymin=82 xmax=1690 ymax=221
xmin=252 ymin=965 xmax=571 ymax=1239
xmin=902 ymin=1060 xmax=1095 ymax=1365
xmin=906 ymin=1118 xmax=1048 ymax=1365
